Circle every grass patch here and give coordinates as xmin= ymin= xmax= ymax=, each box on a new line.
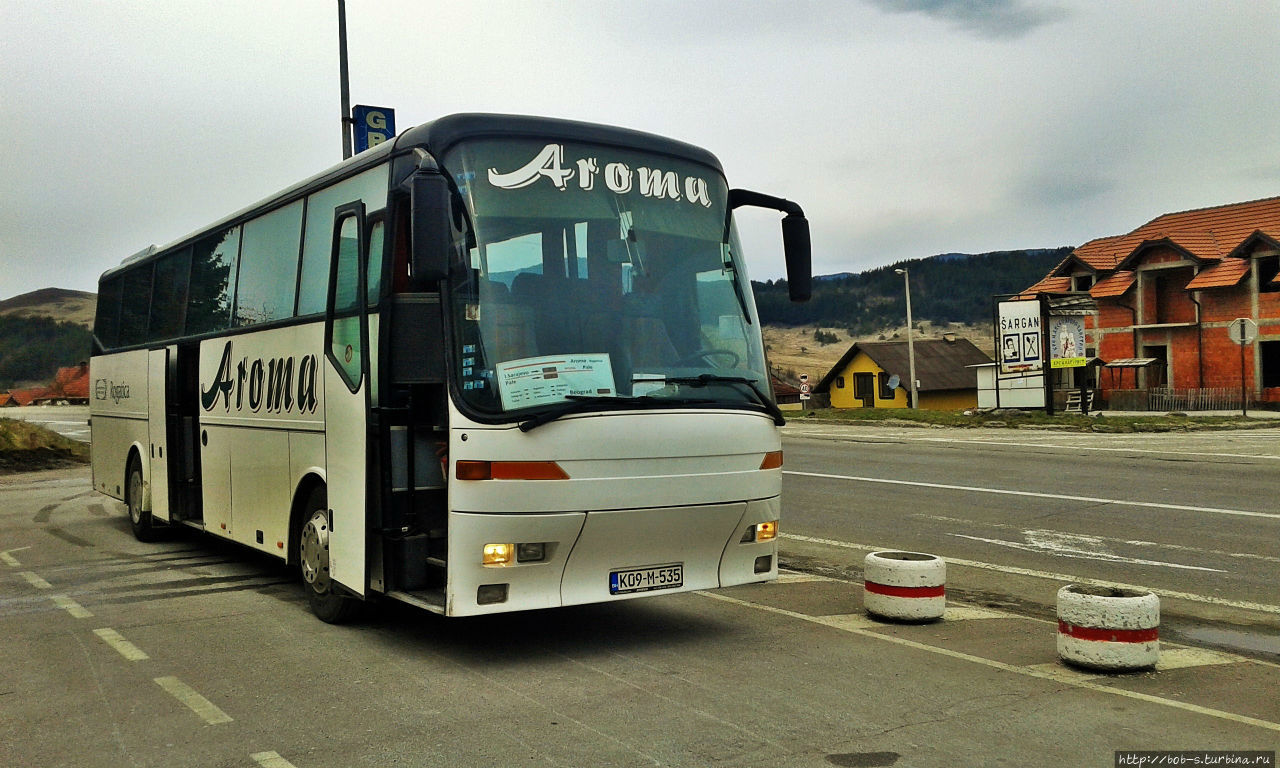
xmin=792 ymin=408 xmax=1278 ymax=433
xmin=0 ymin=418 xmax=89 ymax=473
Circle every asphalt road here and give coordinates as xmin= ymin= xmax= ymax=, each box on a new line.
xmin=4 ymin=418 xmax=1280 ymax=766
xmin=778 ymin=421 xmax=1280 ymax=656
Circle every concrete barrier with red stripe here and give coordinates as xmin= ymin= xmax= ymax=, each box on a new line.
xmin=1056 ymin=584 xmax=1160 ymax=671
xmin=863 ymin=551 xmax=946 ymax=622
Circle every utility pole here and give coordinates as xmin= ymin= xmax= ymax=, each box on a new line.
xmin=895 ymin=268 xmax=919 ymax=409
xmin=338 ymin=0 xmax=353 ymax=159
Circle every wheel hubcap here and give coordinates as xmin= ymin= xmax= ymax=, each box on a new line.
xmin=299 ymin=510 xmax=331 ymax=593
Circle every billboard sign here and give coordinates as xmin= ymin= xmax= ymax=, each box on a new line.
xmin=1049 ymin=315 xmax=1087 ymax=369
xmin=998 ymin=300 xmax=1042 ymax=374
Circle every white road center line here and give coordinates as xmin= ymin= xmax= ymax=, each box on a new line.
xmin=783 ymin=470 xmax=1280 ymax=521
xmin=93 ymin=628 xmax=149 ymax=661
xmin=51 ymin=595 xmax=93 ymax=619
xmin=18 ymin=571 xmax=52 ymax=589
xmin=786 ymin=429 xmax=1280 ymax=461
xmin=154 ymin=676 xmax=233 ymax=724
xmin=781 ymin=532 xmax=1280 ymax=616
xmin=252 ymin=752 xmax=300 ymax=768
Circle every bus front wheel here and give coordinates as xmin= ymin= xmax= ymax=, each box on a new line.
xmin=126 ymin=457 xmax=160 ymax=542
xmin=298 ymin=486 xmax=361 ymax=624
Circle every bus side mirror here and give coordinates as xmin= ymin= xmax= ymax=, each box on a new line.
xmin=410 ymin=170 xmax=452 ymax=283
xmin=729 ymin=189 xmax=812 ymax=303
xmin=782 ymin=215 xmax=812 ymax=303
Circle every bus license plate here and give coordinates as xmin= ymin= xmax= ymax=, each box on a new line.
xmin=610 ymin=564 xmax=683 ymax=595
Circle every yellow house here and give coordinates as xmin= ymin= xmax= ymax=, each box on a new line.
xmin=816 ymin=338 xmax=990 ymax=410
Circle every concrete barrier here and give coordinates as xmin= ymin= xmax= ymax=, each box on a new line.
xmin=1056 ymin=584 xmax=1159 ymax=671
xmin=863 ymin=551 xmax=946 ymax=622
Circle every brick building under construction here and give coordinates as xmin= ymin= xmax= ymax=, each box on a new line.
xmin=1023 ymin=196 xmax=1280 ymax=408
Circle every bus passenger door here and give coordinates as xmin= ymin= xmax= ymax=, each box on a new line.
xmin=147 ymin=348 xmax=171 ymax=522
xmin=324 ymin=203 xmax=370 ymax=597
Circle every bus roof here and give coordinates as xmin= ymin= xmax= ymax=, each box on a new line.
xmin=104 ymin=113 xmax=725 ymax=279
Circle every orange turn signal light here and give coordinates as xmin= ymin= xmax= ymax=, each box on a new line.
xmin=456 ymin=460 xmax=570 ymax=481
xmin=759 ymin=450 xmax=784 ymax=470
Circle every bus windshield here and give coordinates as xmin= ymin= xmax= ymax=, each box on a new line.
xmin=443 ymin=139 xmax=770 ymax=419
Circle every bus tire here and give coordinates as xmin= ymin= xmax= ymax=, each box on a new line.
xmin=126 ymin=455 xmax=161 ymax=542
xmin=298 ymin=485 xmax=361 ymax=624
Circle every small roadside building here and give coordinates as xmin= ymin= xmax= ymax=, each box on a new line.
xmin=815 ymin=337 xmax=991 ymax=410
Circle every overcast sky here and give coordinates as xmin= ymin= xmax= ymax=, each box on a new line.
xmin=3 ymin=0 xmax=1279 ymax=300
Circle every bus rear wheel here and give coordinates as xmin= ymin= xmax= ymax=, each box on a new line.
xmin=126 ymin=456 xmax=161 ymax=542
xmin=298 ymin=486 xmax=361 ymax=624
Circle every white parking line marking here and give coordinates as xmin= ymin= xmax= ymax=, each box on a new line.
xmin=784 ymin=470 xmax=1280 ymax=520
xmin=18 ymin=571 xmax=52 ymax=589
xmin=700 ymin=590 xmax=1280 ymax=733
xmin=93 ymin=628 xmax=149 ymax=661
xmin=1 ymin=547 xmax=31 ymax=567
xmin=51 ymin=595 xmax=93 ymax=618
xmin=781 ymin=532 xmax=1280 ymax=616
xmin=252 ymin=751 xmax=300 ymax=768
xmin=154 ymin=676 xmax=233 ymax=724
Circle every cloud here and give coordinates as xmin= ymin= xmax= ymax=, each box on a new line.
xmin=864 ymin=0 xmax=1068 ymax=39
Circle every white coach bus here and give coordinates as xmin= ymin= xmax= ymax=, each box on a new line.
xmin=90 ymin=114 xmax=812 ymax=622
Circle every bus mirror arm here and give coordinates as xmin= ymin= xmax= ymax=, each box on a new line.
xmin=410 ymin=168 xmax=453 ymax=284
xmin=728 ymin=189 xmax=812 ymax=303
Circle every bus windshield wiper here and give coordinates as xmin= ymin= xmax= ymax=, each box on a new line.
xmin=518 ymin=394 xmax=667 ymax=432
xmin=657 ymin=374 xmax=785 ymax=425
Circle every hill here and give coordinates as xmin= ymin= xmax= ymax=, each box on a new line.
xmin=0 ymin=289 xmax=96 ymax=388
xmin=752 ymin=247 xmax=1071 ymax=333
xmin=0 ymin=288 xmax=97 ymax=328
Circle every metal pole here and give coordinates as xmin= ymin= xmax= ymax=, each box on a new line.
xmin=338 ymin=0 xmax=353 ymax=160
xmin=897 ymin=269 xmax=918 ymax=409
xmin=1241 ymin=334 xmax=1248 ymax=417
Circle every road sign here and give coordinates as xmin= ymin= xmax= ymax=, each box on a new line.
xmin=1228 ymin=317 xmax=1258 ymax=345
xmin=352 ymin=105 xmax=395 ymax=153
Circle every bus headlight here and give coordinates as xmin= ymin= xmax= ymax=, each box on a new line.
xmin=740 ymin=521 xmax=778 ymax=543
xmin=516 ymin=542 xmax=546 ymax=563
xmin=482 ymin=543 xmax=513 ymax=565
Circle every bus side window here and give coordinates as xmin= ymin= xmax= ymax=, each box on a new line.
xmin=330 ymin=213 xmax=365 ymax=390
xmin=367 ymin=219 xmax=384 ymax=306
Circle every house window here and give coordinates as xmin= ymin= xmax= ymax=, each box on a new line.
xmin=878 ymin=371 xmax=895 ymax=400
xmin=836 ymin=376 xmax=845 ymax=389
xmin=1258 ymin=256 xmax=1280 ymax=294
xmin=1072 ymin=274 xmax=1094 ymax=291
xmin=1262 ymin=341 xmax=1280 ymax=388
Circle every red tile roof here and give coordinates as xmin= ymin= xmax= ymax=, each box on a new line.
xmin=1028 ymin=196 xmax=1280 ymax=293
xmin=0 ymin=393 xmax=13 ymax=407
xmin=1184 ymin=258 xmax=1250 ymax=290
xmin=50 ymin=363 xmax=90 ymax=400
xmin=1017 ymin=276 xmax=1072 ymax=298
xmin=1089 ymin=270 xmax=1136 ymax=298
xmin=8 ymin=389 xmax=46 ymax=407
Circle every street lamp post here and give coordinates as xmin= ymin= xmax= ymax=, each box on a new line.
xmin=895 ymin=268 xmax=918 ymax=409
xmin=338 ymin=0 xmax=353 ymax=159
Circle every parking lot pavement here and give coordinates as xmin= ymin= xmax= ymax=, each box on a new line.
xmin=2 ymin=404 xmax=90 ymax=442
xmin=4 ymin=467 xmax=1279 ymax=767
